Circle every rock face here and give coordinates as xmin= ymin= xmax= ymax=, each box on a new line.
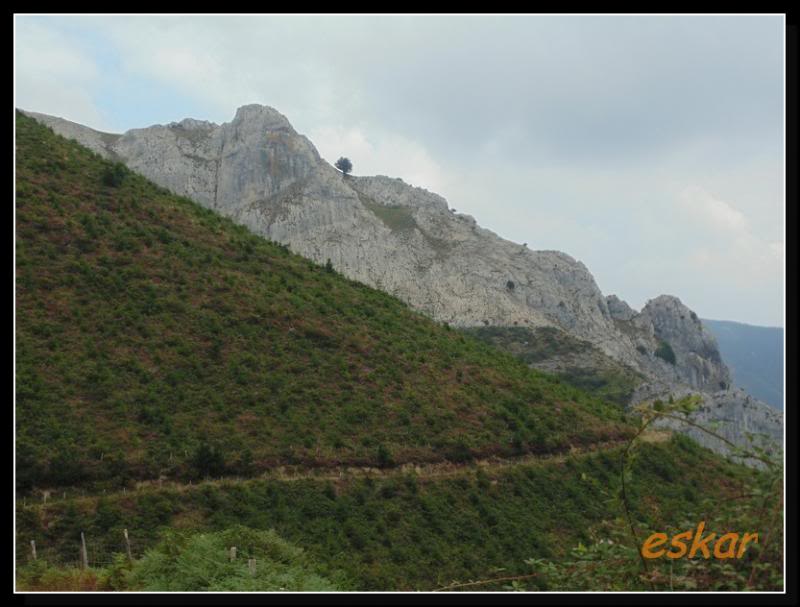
xmin=613 ymin=295 xmax=732 ymax=392
xmin=21 ymin=105 xmax=781 ymax=460
xmin=651 ymin=389 xmax=783 ymax=467
xmin=606 ymin=294 xmax=636 ymax=321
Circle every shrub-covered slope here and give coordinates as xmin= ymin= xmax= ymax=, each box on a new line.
xmin=16 ymin=112 xmax=629 ymax=490
xmin=16 ymin=435 xmax=781 ymax=591
xmin=15 ymin=113 xmax=782 ymax=592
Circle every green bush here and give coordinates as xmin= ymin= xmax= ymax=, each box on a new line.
xmin=127 ymin=526 xmax=344 ymax=591
xmin=190 ymin=443 xmax=226 ymax=479
xmin=102 ymin=162 xmax=127 ymax=188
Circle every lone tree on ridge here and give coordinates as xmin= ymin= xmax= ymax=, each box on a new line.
xmin=335 ymin=157 xmax=353 ymax=175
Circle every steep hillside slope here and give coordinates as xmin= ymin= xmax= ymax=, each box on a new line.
xmin=21 ymin=106 xmax=729 ymax=393
xmin=703 ymin=319 xmax=784 ymax=410
xmin=21 ymin=106 xmax=782 ymax=462
xmin=15 ymin=111 xmax=630 ymax=492
xmin=16 ymin=435 xmax=782 ymax=591
xmin=14 ymin=112 xmax=783 ymax=592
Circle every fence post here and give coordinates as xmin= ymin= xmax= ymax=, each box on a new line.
xmin=80 ymin=532 xmax=89 ymax=569
xmin=229 ymin=546 xmax=237 ymax=562
xmin=124 ymin=528 xmax=132 ymax=561
xmin=30 ymin=540 xmax=37 ymax=561
xmin=248 ymin=558 xmax=256 ymax=576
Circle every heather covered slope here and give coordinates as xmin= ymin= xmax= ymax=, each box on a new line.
xmin=15 ymin=111 xmax=629 ymax=491
xmin=14 ymin=113 xmax=783 ymax=592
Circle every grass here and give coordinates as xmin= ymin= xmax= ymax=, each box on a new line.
xmin=357 ymin=192 xmax=418 ymax=232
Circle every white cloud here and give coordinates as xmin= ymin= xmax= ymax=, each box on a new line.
xmin=308 ymin=125 xmax=452 ymax=194
xmin=678 ymin=185 xmax=748 ymax=233
xmin=676 ymin=185 xmax=782 ymax=298
xmin=14 ymin=19 xmax=109 ymax=129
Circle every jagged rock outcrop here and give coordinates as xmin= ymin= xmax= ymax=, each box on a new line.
xmin=606 ymin=294 xmax=636 ymax=321
xmin=608 ymin=294 xmax=732 ymax=392
xmin=20 ymin=105 xmax=782 ymax=460
xmin=651 ymin=389 xmax=782 ymax=467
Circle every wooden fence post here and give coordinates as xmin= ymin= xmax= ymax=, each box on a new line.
xmin=229 ymin=546 xmax=237 ymax=562
xmin=248 ymin=558 xmax=256 ymax=576
xmin=80 ymin=532 xmax=89 ymax=569
xmin=30 ymin=540 xmax=37 ymax=561
xmin=124 ymin=528 xmax=132 ymax=561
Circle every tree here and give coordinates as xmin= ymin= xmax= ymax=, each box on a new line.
xmin=334 ymin=157 xmax=352 ymax=175
xmin=190 ymin=442 xmax=226 ymax=479
xmin=102 ymin=162 xmax=128 ymax=187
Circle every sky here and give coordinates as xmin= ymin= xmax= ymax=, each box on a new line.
xmin=14 ymin=14 xmax=785 ymax=327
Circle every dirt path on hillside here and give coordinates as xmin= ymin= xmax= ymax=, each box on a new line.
xmin=18 ymin=431 xmax=671 ymax=509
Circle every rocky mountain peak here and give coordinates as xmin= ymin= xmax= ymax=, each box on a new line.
xmin=636 ymin=295 xmax=731 ymax=391
xmin=232 ymin=103 xmax=293 ymax=131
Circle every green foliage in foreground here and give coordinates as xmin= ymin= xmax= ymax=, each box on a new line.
xmin=128 ymin=526 xmax=343 ymax=590
xmin=16 ymin=111 xmax=630 ymax=492
xmin=17 ymin=436 xmax=779 ymax=591
xmin=17 ymin=527 xmax=343 ymax=591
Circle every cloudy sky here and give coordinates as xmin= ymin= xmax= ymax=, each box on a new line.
xmin=15 ymin=14 xmax=785 ymax=326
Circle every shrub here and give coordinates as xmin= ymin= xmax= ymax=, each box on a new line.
xmin=102 ymin=162 xmax=127 ymax=188
xmin=127 ymin=526 xmax=342 ymax=591
xmin=190 ymin=443 xmax=226 ymax=479
xmin=376 ymin=444 xmax=394 ymax=468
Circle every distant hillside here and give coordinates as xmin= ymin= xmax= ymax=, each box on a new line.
xmin=703 ymin=319 xmax=783 ymax=410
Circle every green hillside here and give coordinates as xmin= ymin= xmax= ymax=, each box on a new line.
xmin=15 ymin=112 xmax=783 ymax=591
xmin=462 ymin=326 xmax=643 ymax=406
xmin=15 ymin=111 xmax=629 ymax=492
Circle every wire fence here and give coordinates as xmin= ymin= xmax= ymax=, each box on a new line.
xmin=18 ymin=532 xmax=136 ymax=570
xmin=18 ymin=532 xmax=256 ymax=574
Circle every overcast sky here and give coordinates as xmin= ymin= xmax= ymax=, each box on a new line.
xmin=14 ymin=14 xmax=785 ymax=327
